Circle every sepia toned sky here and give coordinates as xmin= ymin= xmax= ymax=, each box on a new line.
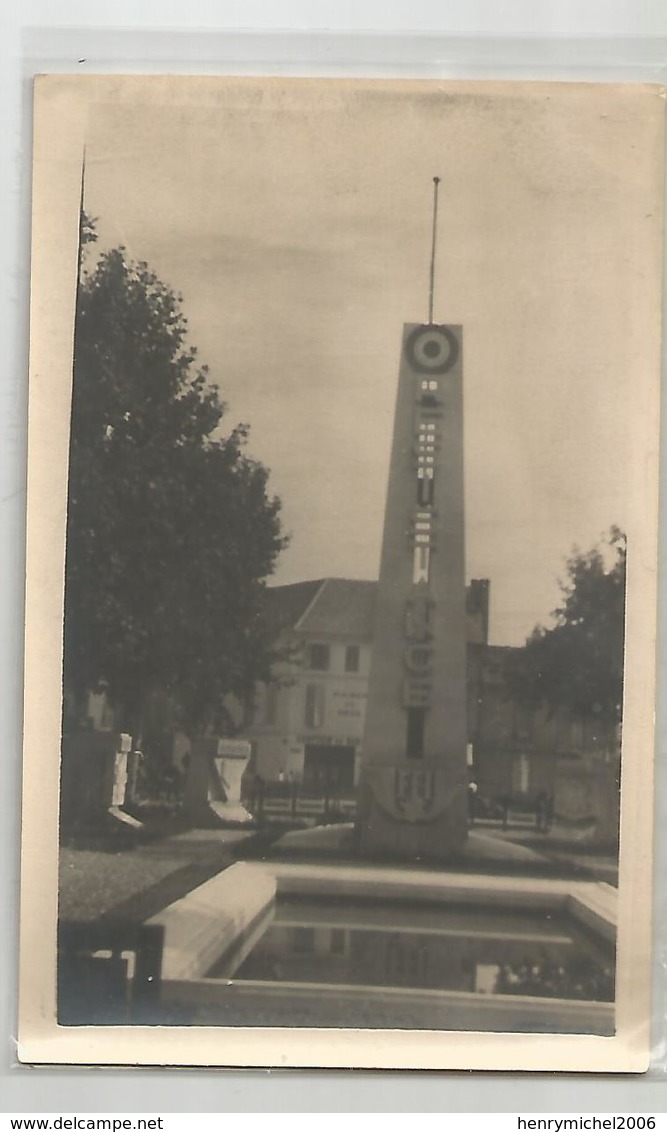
xmin=76 ymin=77 xmax=663 ymax=645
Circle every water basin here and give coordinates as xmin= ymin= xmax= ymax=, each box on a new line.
xmin=212 ymin=896 xmax=615 ymax=1005
xmin=156 ymin=862 xmax=617 ymax=1034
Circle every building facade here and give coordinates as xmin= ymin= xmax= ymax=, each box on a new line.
xmin=245 ymin=576 xmax=489 ymax=791
xmin=246 ymin=579 xmax=375 ymax=790
xmin=468 ymin=643 xmax=620 ymax=828
xmin=244 ymin=576 xmax=620 ymax=838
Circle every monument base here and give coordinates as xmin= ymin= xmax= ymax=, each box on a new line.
xmin=184 ymin=737 xmax=253 ymax=828
xmin=107 ymin=804 xmax=144 ymax=830
xmin=60 ymin=731 xmax=144 ymax=834
xmin=208 ymin=801 xmax=254 ymax=825
xmin=555 ymin=756 xmax=620 ymax=846
xmin=356 ymin=765 xmax=468 ymax=862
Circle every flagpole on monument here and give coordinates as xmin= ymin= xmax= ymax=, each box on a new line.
xmin=428 ymin=175 xmax=440 ymax=325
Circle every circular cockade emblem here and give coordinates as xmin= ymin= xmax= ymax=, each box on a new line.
xmin=405 ymin=324 xmax=459 ymax=374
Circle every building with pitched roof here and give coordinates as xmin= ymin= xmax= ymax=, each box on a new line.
xmin=244 ymin=576 xmax=619 ymax=841
xmin=245 ymin=576 xmax=490 ymax=789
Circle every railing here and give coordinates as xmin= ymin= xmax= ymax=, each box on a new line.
xmin=243 ymin=780 xmax=357 ymax=823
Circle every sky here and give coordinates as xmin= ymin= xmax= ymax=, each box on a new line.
xmin=77 ymin=77 xmax=663 ymax=645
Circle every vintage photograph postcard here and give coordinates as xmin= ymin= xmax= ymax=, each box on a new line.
xmin=19 ymin=75 xmax=665 ymax=1071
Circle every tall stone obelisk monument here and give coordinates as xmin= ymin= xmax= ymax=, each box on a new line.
xmin=357 ymin=179 xmax=468 ymax=860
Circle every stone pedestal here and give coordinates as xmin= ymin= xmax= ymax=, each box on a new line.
xmin=60 ymin=731 xmax=143 ymax=833
xmin=184 ymin=737 xmax=253 ymax=826
xmin=555 ymin=755 xmax=620 ymax=846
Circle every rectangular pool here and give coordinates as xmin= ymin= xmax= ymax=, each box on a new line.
xmin=155 ymin=863 xmax=617 ymax=1034
xmin=216 ymin=897 xmax=614 ymax=1003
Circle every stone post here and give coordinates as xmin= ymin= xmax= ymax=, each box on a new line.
xmin=60 ymin=731 xmax=143 ymax=833
xmin=184 ymin=737 xmax=253 ymax=826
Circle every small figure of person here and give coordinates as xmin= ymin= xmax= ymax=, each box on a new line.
xmin=499 ymin=792 xmax=510 ymax=830
xmin=250 ymin=771 xmax=264 ymax=811
xmin=467 ymin=780 xmax=478 ymax=824
xmin=535 ymin=790 xmax=549 ymax=833
xmin=545 ymin=791 xmax=555 ymax=833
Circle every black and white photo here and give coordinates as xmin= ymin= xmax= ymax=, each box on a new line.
xmin=19 ymin=75 xmax=664 ymax=1071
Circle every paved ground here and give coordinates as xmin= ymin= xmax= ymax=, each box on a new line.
xmin=274 ymin=822 xmax=547 ymax=864
xmin=473 ymin=821 xmax=619 ymax=885
xmin=59 ymin=828 xmax=256 ymax=924
xmin=59 ymin=811 xmax=618 ymax=929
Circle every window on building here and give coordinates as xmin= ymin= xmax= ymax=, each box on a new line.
xmin=293 ymin=927 xmax=315 ymax=954
xmin=512 ymin=753 xmax=530 ymax=795
xmin=330 ymin=929 xmax=346 ymax=955
xmin=304 ymin=684 xmax=325 ymax=729
xmin=513 ymin=706 xmax=532 ymax=742
xmin=570 ymin=717 xmax=584 ymax=750
xmin=308 ymin=643 xmax=330 ymax=671
xmin=345 ymin=644 xmax=360 ymax=673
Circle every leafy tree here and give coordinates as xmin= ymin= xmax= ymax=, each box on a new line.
xmin=504 ymin=527 xmax=626 ymax=733
xmin=79 ymin=210 xmax=98 ymax=251
xmin=64 ymin=223 xmax=287 ymax=737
